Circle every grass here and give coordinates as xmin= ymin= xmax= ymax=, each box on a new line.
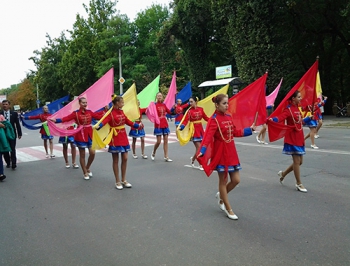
xmin=325 ymin=122 xmax=350 ymax=127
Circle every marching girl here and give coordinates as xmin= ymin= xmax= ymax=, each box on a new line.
xmin=314 ymin=96 xmax=327 ymax=138
xmin=269 ymin=91 xmax=312 ymax=193
xmin=171 ymin=98 xmax=189 ymax=128
xmin=23 ymin=105 xmax=55 ymax=158
xmin=151 ymin=92 xmax=173 ymax=162
xmin=50 ymin=97 xmax=105 ymax=180
xmin=59 ymin=131 xmax=79 ymax=169
xmin=197 ymin=94 xmax=255 ymax=220
xmin=129 ymin=100 xmax=148 ymax=159
xmin=179 ymin=96 xmax=209 ymax=169
xmin=96 ymin=95 xmax=139 ymax=189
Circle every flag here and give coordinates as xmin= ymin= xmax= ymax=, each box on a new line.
xmin=316 ymin=71 xmax=322 ymax=99
xmin=145 ymin=102 xmax=160 ymax=124
xmin=266 ymin=78 xmax=283 ymax=107
xmin=197 ymin=84 xmax=229 ymax=118
xmin=137 ymin=75 xmax=160 ymax=108
xmin=176 ymin=82 xmax=192 ymax=102
xmin=267 ymin=60 xmax=319 ymax=142
xmin=122 ymin=83 xmax=140 ymax=121
xmin=21 ymin=95 xmax=70 ymax=130
xmin=47 ymin=68 xmax=115 ymax=136
xmin=228 ymin=73 xmax=267 ymax=129
xmin=164 ymin=71 xmax=177 ymax=110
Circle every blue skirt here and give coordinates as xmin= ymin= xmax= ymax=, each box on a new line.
xmin=42 ymin=134 xmax=54 ymax=140
xmin=305 ymin=120 xmax=317 ymax=128
xmin=129 ymin=128 xmax=146 ymax=138
xmin=191 ymin=136 xmax=203 ymax=142
xmin=283 ymin=143 xmax=305 ymax=155
xmin=154 ymin=127 xmax=170 ymax=136
xmin=108 ymin=145 xmax=130 ymax=153
xmin=58 ymin=136 xmax=75 ymax=144
xmin=75 ymin=138 xmax=92 ymax=149
xmin=216 ymin=164 xmax=242 ymax=172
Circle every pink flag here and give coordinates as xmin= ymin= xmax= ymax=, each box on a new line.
xmin=48 ymin=68 xmax=115 ymax=136
xmin=163 ymin=71 xmax=177 ymax=110
xmin=146 ymin=102 xmax=160 ymax=124
xmin=266 ymin=78 xmax=282 ymax=107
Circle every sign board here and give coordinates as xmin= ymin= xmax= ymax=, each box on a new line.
xmin=118 ymin=77 xmax=125 ymax=84
xmin=14 ymin=105 xmax=20 ymax=111
xmin=216 ymin=65 xmax=232 ymax=79
xmin=0 ymin=95 xmax=6 ymax=102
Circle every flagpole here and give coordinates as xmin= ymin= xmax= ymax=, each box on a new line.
xmin=311 ymin=56 xmax=319 ymax=115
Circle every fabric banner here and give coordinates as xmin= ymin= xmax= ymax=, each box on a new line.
xmin=122 ymin=83 xmax=140 ymax=121
xmin=164 ymin=71 xmax=177 ymax=110
xmin=228 ymin=73 xmax=267 ymax=129
xmin=176 ymin=107 xmax=194 ymax=146
xmin=176 ymin=82 xmax=192 ymax=102
xmin=47 ymin=68 xmax=115 ymax=136
xmin=197 ymin=84 xmax=229 ymax=118
xmin=268 ymin=60 xmax=319 ymax=142
xmin=316 ymin=71 xmax=322 ymax=98
xmin=21 ymin=95 xmax=70 ymax=130
xmin=266 ymin=78 xmax=282 ymax=107
xmin=145 ymin=102 xmax=160 ymax=124
xmin=137 ymin=75 xmax=160 ymax=108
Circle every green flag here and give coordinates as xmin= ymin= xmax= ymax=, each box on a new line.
xmin=137 ymin=75 xmax=160 ymax=108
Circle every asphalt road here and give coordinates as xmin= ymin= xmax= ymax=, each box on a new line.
xmin=0 ymin=116 xmax=349 ymax=266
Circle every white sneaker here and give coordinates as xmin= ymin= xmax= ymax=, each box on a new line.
xmin=83 ymin=175 xmax=90 ymax=180
xmin=215 ymin=192 xmax=225 ymax=211
xmin=65 ymin=164 xmax=71 ymax=169
xmin=45 ymin=154 xmax=50 ymax=158
xmin=278 ymin=170 xmax=284 ymax=184
xmin=151 ymin=153 xmax=155 ymax=161
xmin=72 ymin=164 xmax=79 ymax=169
xmin=88 ymin=171 xmax=93 ymax=177
xmin=199 ymin=165 xmax=204 ymax=171
xmin=142 ymin=154 xmax=148 ymax=159
xmin=315 ymin=134 xmax=319 ymax=139
xmin=224 ymin=209 xmax=238 ymax=220
xmin=115 ymin=182 xmax=123 ymax=190
xmin=132 ymin=154 xmax=138 ymax=159
xmin=262 ymin=141 xmax=268 ymax=145
xmin=296 ymin=184 xmax=307 ymax=193
xmin=121 ymin=181 xmax=132 ymax=188
xmin=50 ymin=154 xmax=55 ymax=158
xmin=164 ymin=157 xmax=173 ymax=162
xmin=256 ymin=136 xmax=261 ymax=144
xmin=311 ymin=144 xmax=319 ymax=149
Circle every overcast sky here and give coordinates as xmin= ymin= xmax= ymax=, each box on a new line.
xmin=0 ymin=0 xmax=170 ymax=89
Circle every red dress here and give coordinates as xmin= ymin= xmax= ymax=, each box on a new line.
xmin=27 ymin=113 xmax=52 ymax=135
xmin=59 ymin=108 xmax=104 ymax=142
xmin=182 ymin=107 xmax=209 ymax=139
xmin=154 ymin=102 xmax=172 ymax=129
xmin=198 ymin=111 xmax=252 ymax=177
xmin=173 ymin=103 xmax=189 ymax=124
xmin=101 ymin=108 xmax=135 ymax=147
xmin=130 ymin=107 xmax=147 ymax=130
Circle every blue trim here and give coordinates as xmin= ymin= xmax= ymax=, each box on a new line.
xmin=56 ymin=118 xmax=62 ymax=123
xmin=272 ymin=117 xmax=278 ymax=122
xmin=243 ymin=127 xmax=252 ymax=136
xmin=200 ymin=146 xmax=207 ymax=155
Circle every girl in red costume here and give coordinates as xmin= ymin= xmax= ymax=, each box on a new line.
xmin=179 ymin=96 xmax=209 ymax=169
xmin=97 ymin=95 xmax=140 ymax=189
xmin=269 ymin=91 xmax=312 ymax=193
xmin=50 ymin=97 xmax=105 ymax=180
xmin=197 ymin=94 xmax=255 ymax=220
xmin=171 ymin=98 xmax=189 ymax=128
xmin=129 ymin=100 xmax=148 ymax=159
xmin=151 ymin=92 xmax=173 ymax=162
xmin=23 ymin=105 xmax=55 ymax=158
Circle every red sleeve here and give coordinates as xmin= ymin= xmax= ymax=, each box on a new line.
xmin=61 ymin=112 xmax=78 ymax=123
xmin=28 ymin=114 xmax=41 ymax=120
xmin=181 ymin=103 xmax=189 ymax=109
xmin=182 ymin=109 xmax=190 ymax=126
xmin=201 ymin=117 xmax=218 ymax=148
xmin=92 ymin=110 xmax=105 ymax=120
xmin=274 ymin=108 xmax=291 ymax=122
xmin=124 ymin=113 xmax=135 ymax=127
xmin=166 ymin=105 xmax=172 ymax=115
xmin=201 ymin=108 xmax=210 ymax=122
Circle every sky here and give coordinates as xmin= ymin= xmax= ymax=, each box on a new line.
xmin=0 ymin=0 xmax=170 ymax=89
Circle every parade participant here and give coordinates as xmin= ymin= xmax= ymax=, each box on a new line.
xmin=0 ymin=114 xmax=15 ymax=181
xmin=179 ymin=96 xmax=209 ymax=169
xmin=0 ymin=100 xmax=22 ymax=170
xmin=59 ymin=131 xmax=79 ymax=169
xmin=197 ymin=94 xmax=255 ymax=220
xmin=129 ymin=100 xmax=147 ymax=159
xmin=171 ymin=98 xmax=189 ymax=128
xmin=49 ymin=97 xmax=104 ymax=180
xmin=303 ymin=97 xmax=327 ymax=148
xmin=269 ymin=91 xmax=312 ymax=193
xmin=256 ymin=105 xmax=274 ymax=145
xmin=96 ymin=95 xmax=139 ymax=189
xmin=151 ymin=92 xmax=173 ymax=162
xmin=23 ymin=105 xmax=55 ymax=158
xmin=315 ymin=96 xmax=327 ymax=138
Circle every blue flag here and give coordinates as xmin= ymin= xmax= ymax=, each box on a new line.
xmin=176 ymin=82 xmax=192 ymax=102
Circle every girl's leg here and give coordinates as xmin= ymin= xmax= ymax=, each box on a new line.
xmin=192 ymin=141 xmax=201 ymax=163
xmin=226 ymin=171 xmax=240 ymax=194
xmin=132 ymin=137 xmax=137 ymax=155
xmin=152 ymin=135 xmax=162 ymax=155
xmin=121 ymin=152 xmax=128 ymax=182
xmin=62 ymin=143 xmax=69 ymax=165
xmin=260 ymin=124 xmax=267 ymax=142
xmin=112 ymin=153 xmax=120 ymax=183
xmin=292 ymin=155 xmax=303 ymax=185
xmin=86 ymin=148 xmax=96 ymax=173
xmin=163 ymin=134 xmax=169 ymax=158
xmin=43 ymin=139 xmax=48 ymax=155
xmin=70 ymin=143 xmax=77 ymax=165
xmin=310 ymin=127 xmax=317 ymax=146
xmin=316 ymin=119 xmax=323 ymax=135
xmin=49 ymin=139 xmax=54 ymax=155
xmin=79 ymin=148 xmax=87 ymax=175
xmin=141 ymin=137 xmax=145 ymax=155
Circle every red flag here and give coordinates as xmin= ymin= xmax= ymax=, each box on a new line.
xmin=268 ymin=60 xmax=319 ymax=142
xmin=228 ymin=73 xmax=267 ymax=128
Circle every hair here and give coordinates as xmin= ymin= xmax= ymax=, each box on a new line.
xmin=155 ymin=92 xmax=163 ymax=101
xmin=212 ymin=94 xmax=227 ymax=104
xmin=78 ymin=97 xmax=86 ymax=103
xmin=112 ymin=94 xmax=123 ymax=105
xmin=189 ymin=96 xmax=199 ymax=102
xmin=288 ymin=91 xmax=300 ymax=101
xmin=2 ymin=99 xmax=10 ymax=104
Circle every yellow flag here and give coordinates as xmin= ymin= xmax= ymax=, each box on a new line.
xmin=316 ymin=71 xmax=322 ymax=98
xmin=123 ymin=83 xmax=140 ymax=121
xmin=197 ymin=84 xmax=229 ymax=118
xmin=176 ymin=107 xmax=194 ymax=146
